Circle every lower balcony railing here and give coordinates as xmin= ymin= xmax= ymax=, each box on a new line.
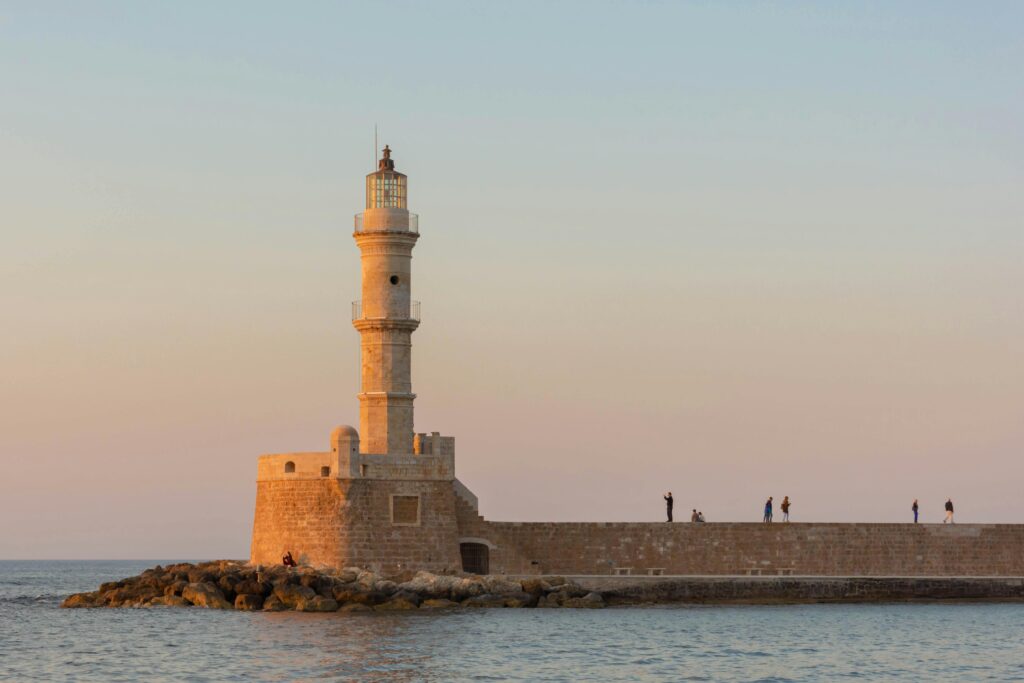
xmin=352 ymin=300 xmax=421 ymax=322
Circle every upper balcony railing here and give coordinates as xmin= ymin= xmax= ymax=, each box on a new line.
xmin=352 ymin=300 xmax=421 ymax=322
xmin=354 ymin=212 xmax=419 ymax=234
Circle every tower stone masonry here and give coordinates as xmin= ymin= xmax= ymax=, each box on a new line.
xmin=249 ymin=147 xmax=1024 ymax=579
xmin=354 ymin=145 xmax=419 ymax=455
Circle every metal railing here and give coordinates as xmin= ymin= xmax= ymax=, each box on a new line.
xmin=353 ymin=212 xmax=419 ymax=234
xmin=352 ymin=300 xmax=421 ymax=322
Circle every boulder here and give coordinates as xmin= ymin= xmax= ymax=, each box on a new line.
xmin=182 ymin=582 xmax=232 ymax=609
xmin=61 ymin=592 xmax=102 ymax=608
xmin=338 ymin=602 xmax=372 ymax=612
xmin=420 ymin=598 xmax=459 ymax=609
xmin=98 ymin=580 xmax=125 ymax=593
xmin=374 ymin=580 xmax=398 ymax=595
xmin=546 ymin=576 xmax=567 ymax=588
xmin=537 ymin=592 xmax=566 ymax=608
xmin=164 ymin=580 xmax=188 ymax=597
xmin=187 ymin=569 xmax=216 ymax=585
xmin=262 ymin=595 xmax=287 ymax=611
xmin=235 ymin=594 xmax=264 ymax=611
xmin=333 ymin=588 xmax=386 ymax=606
xmin=218 ymin=575 xmax=240 ymax=601
xmin=520 ymin=578 xmax=552 ymax=596
xmin=563 ymin=592 xmax=605 ymax=609
xmin=559 ymin=582 xmax=589 ymax=599
xmin=482 ymin=576 xmax=522 ymax=595
xmin=375 ymin=596 xmax=419 ymax=611
xmin=502 ymin=591 xmax=538 ymax=608
xmin=462 ymin=594 xmax=507 ymax=608
xmin=298 ymin=596 xmax=339 ymax=612
xmin=450 ymin=577 xmax=486 ymax=602
xmin=234 ymin=580 xmax=270 ymax=597
xmin=273 ymin=583 xmax=316 ymax=608
xmin=147 ymin=595 xmax=190 ymax=607
xmin=337 ymin=568 xmax=360 ymax=583
xmin=398 ymin=572 xmax=459 ymax=600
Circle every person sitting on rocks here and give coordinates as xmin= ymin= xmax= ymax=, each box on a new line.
xmin=691 ymin=509 xmax=699 ymax=523
xmin=282 ymin=551 xmax=297 ymax=567
xmin=697 ymin=511 xmax=706 ymax=523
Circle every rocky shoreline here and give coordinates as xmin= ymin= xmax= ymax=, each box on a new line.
xmin=60 ymin=561 xmax=607 ymax=611
xmin=61 ymin=561 xmax=1024 ymax=611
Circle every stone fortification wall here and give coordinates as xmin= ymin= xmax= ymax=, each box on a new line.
xmin=471 ymin=522 xmax=1024 ymax=577
xmin=251 ymin=478 xmax=461 ymax=574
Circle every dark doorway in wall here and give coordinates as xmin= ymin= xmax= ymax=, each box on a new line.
xmin=460 ymin=543 xmax=489 ymax=575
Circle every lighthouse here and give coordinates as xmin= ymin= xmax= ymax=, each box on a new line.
xmin=352 ymin=146 xmax=420 ymax=455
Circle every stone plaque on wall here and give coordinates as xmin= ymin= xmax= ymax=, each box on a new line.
xmin=391 ymin=495 xmax=420 ymax=525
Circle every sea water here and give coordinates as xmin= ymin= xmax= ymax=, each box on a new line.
xmin=2 ymin=561 xmax=1023 ymax=682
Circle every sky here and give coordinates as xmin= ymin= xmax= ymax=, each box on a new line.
xmin=1 ymin=2 xmax=1022 ymax=559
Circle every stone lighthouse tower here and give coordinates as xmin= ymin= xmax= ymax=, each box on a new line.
xmin=250 ymin=146 xmax=468 ymax=574
xmin=353 ymin=146 xmax=419 ymax=455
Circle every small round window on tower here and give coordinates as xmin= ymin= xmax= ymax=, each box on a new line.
xmin=390 ymin=275 xmax=400 ymax=285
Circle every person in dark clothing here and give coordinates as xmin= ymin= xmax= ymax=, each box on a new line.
xmin=282 ymin=551 xmax=297 ymax=567
xmin=664 ymin=492 xmax=674 ymax=522
xmin=912 ymin=499 xmax=919 ymax=523
xmin=944 ymin=499 xmax=954 ymax=524
xmin=763 ymin=496 xmax=773 ymax=523
xmin=781 ymin=496 xmax=791 ymax=522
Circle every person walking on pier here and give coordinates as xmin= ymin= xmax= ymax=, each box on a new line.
xmin=664 ymin=492 xmax=674 ymax=522
xmin=781 ymin=496 xmax=791 ymax=522
xmin=944 ymin=498 xmax=955 ymax=524
xmin=912 ymin=499 xmax=919 ymax=523
xmin=763 ymin=496 xmax=773 ymax=523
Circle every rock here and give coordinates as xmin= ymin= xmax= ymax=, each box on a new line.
xmin=235 ymin=594 xmax=264 ymax=611
xmin=164 ymin=580 xmax=188 ymax=597
xmin=337 ymin=568 xmax=360 ymax=583
xmin=61 ymin=592 xmax=102 ymax=608
xmin=520 ymin=578 xmax=551 ymax=596
xmin=398 ymin=572 xmax=459 ymax=600
xmin=375 ymin=596 xmax=420 ymax=610
xmin=420 ymin=598 xmax=458 ymax=609
xmin=356 ymin=570 xmax=380 ymax=589
xmin=218 ymin=575 xmax=240 ymax=601
xmin=557 ymin=582 xmax=588 ymax=599
xmin=262 ymin=595 xmax=287 ymax=611
xmin=297 ymin=596 xmax=339 ymax=612
xmin=546 ymin=576 xmax=567 ymax=588
xmin=187 ymin=569 xmax=216 ymax=585
xmin=450 ymin=577 xmax=486 ymax=602
xmin=273 ymin=583 xmax=316 ymax=608
xmin=234 ymin=580 xmax=270 ymax=597
xmin=300 ymin=574 xmax=337 ymax=598
xmin=98 ymin=581 xmax=125 ymax=593
xmin=462 ymin=594 xmax=507 ymax=608
xmin=182 ymin=582 xmax=233 ymax=609
xmin=333 ymin=588 xmax=386 ymax=606
xmin=482 ymin=576 xmax=521 ymax=595
xmin=338 ymin=603 xmax=372 ymax=612
xmin=537 ymin=592 xmax=566 ymax=608
xmin=374 ymin=580 xmax=398 ymax=595
xmin=147 ymin=595 xmax=190 ymax=607
xmin=563 ymin=592 xmax=605 ymax=609
xmin=502 ymin=591 xmax=537 ymax=608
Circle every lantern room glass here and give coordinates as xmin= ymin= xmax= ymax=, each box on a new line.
xmin=366 ymin=171 xmax=407 ymax=209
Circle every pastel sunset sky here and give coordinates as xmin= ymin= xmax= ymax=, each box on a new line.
xmin=1 ymin=2 xmax=1021 ymax=558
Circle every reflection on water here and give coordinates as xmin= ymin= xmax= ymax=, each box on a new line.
xmin=4 ymin=562 xmax=1024 ymax=682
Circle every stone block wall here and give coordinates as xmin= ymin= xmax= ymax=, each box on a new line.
xmin=251 ymin=478 xmax=461 ymax=574
xmin=469 ymin=521 xmax=1024 ymax=576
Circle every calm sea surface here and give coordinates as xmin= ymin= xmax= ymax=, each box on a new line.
xmin=2 ymin=560 xmax=1024 ymax=682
